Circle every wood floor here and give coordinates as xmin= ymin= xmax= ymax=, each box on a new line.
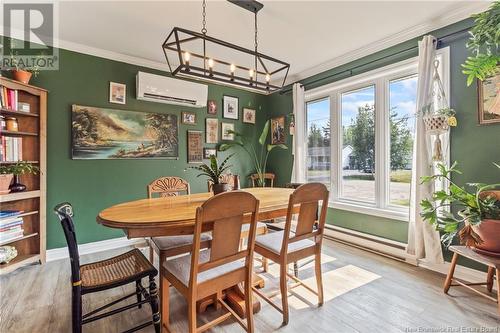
xmin=1 ymin=239 xmax=499 ymax=332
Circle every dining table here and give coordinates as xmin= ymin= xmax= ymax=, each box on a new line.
xmin=97 ymin=187 xmax=296 ymax=319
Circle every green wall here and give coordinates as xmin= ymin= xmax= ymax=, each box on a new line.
xmin=265 ymin=18 xmax=500 ymax=245
xmin=3 ymin=41 xmax=267 ymax=249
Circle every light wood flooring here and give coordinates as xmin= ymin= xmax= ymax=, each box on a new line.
xmin=1 ymin=239 xmax=499 ymax=332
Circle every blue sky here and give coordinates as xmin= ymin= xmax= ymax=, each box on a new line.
xmin=306 ymin=74 xmax=418 ymax=133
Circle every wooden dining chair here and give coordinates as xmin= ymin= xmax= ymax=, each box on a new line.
xmin=161 ymin=191 xmax=260 ymax=333
xmin=250 ymin=173 xmax=275 ymax=187
xmin=54 ymin=203 xmax=160 ymax=333
xmin=252 ymin=183 xmax=329 ymax=325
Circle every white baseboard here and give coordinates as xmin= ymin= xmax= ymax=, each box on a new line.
xmin=46 ymin=237 xmax=147 ymax=262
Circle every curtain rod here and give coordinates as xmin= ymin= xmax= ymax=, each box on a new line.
xmin=279 ymin=27 xmax=471 ymax=95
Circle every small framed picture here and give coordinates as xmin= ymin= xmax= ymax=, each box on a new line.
xmin=271 ymin=115 xmax=286 ymax=144
xmin=205 ymin=118 xmax=218 ymax=144
xmin=478 ymin=71 xmax=500 ymax=125
xmin=187 ymin=130 xmax=203 ymax=163
xmin=207 ymin=100 xmax=217 ymax=115
xmin=203 ymin=148 xmax=217 ymax=159
xmin=242 ymin=108 xmax=256 ymax=124
xmin=223 ymin=95 xmax=239 ymax=120
xmin=109 ymin=82 xmax=126 ymax=104
xmin=182 ymin=112 xmax=197 ymax=125
xmin=221 ymin=122 xmax=235 ymax=140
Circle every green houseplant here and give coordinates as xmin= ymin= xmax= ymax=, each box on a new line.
xmin=190 ymin=154 xmax=233 ymax=195
xmin=462 ymin=1 xmax=500 ymax=86
xmin=0 ymin=162 xmax=40 ymax=193
xmin=420 ymin=162 xmax=500 ymax=256
xmin=219 ymin=120 xmax=287 ymax=186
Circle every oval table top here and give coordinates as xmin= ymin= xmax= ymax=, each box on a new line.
xmin=97 ymin=187 xmax=294 ymax=238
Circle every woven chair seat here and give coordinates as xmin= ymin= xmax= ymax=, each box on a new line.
xmin=80 ymin=249 xmax=157 ymax=292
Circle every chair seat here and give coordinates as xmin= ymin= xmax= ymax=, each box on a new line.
xmin=255 ymin=231 xmax=315 ymax=255
xmin=241 ymin=221 xmax=267 ymax=233
xmin=152 ymin=234 xmax=212 ymax=251
xmin=163 ymin=250 xmax=245 ymax=287
xmin=80 ymin=249 xmax=157 ymax=292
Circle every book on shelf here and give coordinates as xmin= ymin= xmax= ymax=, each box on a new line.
xmin=0 ymin=136 xmax=23 ymax=162
xmin=0 ymin=210 xmax=24 ymax=219
xmin=0 ymin=85 xmax=24 ymax=111
xmin=0 ymin=216 xmax=24 ymax=242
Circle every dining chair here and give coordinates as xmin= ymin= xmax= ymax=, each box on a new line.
xmin=250 ymin=173 xmax=275 ymax=187
xmin=54 ymin=202 xmax=160 ymax=333
xmin=161 ymin=191 xmax=260 ymax=333
xmin=252 ymin=183 xmax=329 ymax=325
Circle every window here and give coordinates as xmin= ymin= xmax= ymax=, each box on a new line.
xmin=302 ymin=49 xmax=449 ymax=220
xmin=306 ymin=98 xmax=330 ymax=189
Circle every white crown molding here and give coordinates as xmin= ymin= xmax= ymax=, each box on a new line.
xmin=287 ymin=1 xmax=491 ymax=85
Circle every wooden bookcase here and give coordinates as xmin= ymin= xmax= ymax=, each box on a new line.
xmin=0 ymin=77 xmax=47 ymax=274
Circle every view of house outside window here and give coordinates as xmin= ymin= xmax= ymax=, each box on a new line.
xmin=306 ymin=98 xmax=331 ymax=190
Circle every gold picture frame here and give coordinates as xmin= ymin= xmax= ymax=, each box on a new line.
xmin=478 ymin=71 xmax=500 ymax=125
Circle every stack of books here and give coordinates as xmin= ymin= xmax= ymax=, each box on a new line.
xmin=0 ymin=86 xmax=19 ymax=110
xmin=0 ymin=137 xmax=23 ymax=161
xmin=0 ymin=210 xmax=25 ymax=244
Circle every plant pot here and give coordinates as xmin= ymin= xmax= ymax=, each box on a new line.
xmin=9 ymin=175 xmax=26 ymax=193
xmin=472 ymin=219 xmax=500 ymax=257
xmin=212 ymin=183 xmax=231 ymax=195
xmin=12 ymin=70 xmax=32 ymax=84
xmin=0 ymin=174 xmax=13 ymax=194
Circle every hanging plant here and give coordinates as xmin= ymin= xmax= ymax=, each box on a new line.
xmin=461 ymin=1 xmax=500 ymax=86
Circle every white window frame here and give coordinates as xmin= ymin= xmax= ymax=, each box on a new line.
xmin=303 ymin=47 xmax=450 ymax=221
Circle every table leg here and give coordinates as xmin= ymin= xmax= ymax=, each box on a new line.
xmin=486 ymin=266 xmax=494 ymax=292
xmin=444 ymin=253 xmax=458 ymax=294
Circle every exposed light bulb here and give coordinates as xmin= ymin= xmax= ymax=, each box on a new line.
xmin=249 ymin=69 xmax=254 ymax=78
xmin=208 ymin=58 xmax=214 ymax=68
xmin=183 ymin=52 xmax=191 ymax=62
xmin=265 ymin=73 xmax=271 ymax=82
xmin=230 ymin=64 xmax=236 ymax=73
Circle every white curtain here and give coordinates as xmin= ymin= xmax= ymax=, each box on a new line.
xmin=406 ymin=35 xmax=444 ymax=264
xmin=291 ymin=83 xmax=306 ymax=183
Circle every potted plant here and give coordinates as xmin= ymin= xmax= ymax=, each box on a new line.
xmin=219 ymin=120 xmax=287 ymax=186
xmin=0 ymin=165 xmax=14 ymax=194
xmin=9 ymin=53 xmax=40 ymax=84
xmin=420 ymin=162 xmax=500 ymax=256
xmin=190 ymin=154 xmax=233 ymax=195
xmin=7 ymin=162 xmax=40 ymax=193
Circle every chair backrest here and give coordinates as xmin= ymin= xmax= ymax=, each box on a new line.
xmin=147 ymin=176 xmax=190 ymax=198
xmin=250 ymin=173 xmax=275 ymax=187
xmin=207 ymin=174 xmax=238 ymax=192
xmin=54 ymin=202 xmax=81 ymax=285
xmin=189 ymin=191 xmax=259 ymax=287
xmin=281 ymin=183 xmax=329 ymax=255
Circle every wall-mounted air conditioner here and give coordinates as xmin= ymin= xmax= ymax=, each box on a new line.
xmin=136 ymin=71 xmax=208 ymax=108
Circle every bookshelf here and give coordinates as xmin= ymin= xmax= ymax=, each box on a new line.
xmin=0 ymin=77 xmax=47 ymax=275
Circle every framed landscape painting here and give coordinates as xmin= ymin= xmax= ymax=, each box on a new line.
xmin=478 ymin=72 xmax=500 ymax=125
xmin=221 ymin=122 xmax=234 ymax=140
xmin=71 ymin=105 xmax=178 ymax=159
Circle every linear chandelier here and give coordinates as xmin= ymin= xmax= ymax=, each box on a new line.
xmin=162 ymin=0 xmax=290 ymax=94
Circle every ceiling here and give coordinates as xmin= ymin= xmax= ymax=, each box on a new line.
xmin=18 ymin=1 xmax=496 ymax=84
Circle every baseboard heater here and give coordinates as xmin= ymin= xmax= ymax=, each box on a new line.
xmin=324 ymin=225 xmax=411 ymax=263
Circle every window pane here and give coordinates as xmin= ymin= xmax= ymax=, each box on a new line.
xmin=306 ymin=98 xmax=330 ymax=190
xmin=341 ymin=86 xmax=375 ymax=202
xmin=389 ymin=75 xmax=417 ymax=207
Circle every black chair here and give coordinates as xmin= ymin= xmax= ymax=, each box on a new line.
xmin=54 ymin=202 xmax=161 ymax=333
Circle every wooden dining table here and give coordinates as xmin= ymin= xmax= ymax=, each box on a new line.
xmin=97 ymin=187 xmax=295 ymax=318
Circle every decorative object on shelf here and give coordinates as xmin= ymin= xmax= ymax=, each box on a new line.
xmin=271 ymin=115 xmax=285 ymax=145
xmin=220 ymin=119 xmax=287 ymax=186
xmin=181 ymin=111 xmax=197 ymax=125
xmin=6 ymin=161 xmax=40 ymax=193
xmin=162 ymin=0 xmax=289 ymax=94
xmin=0 ymin=171 xmax=13 ymax=194
xmin=203 ymin=148 xmax=217 ymax=159
xmin=7 ymin=53 xmax=40 ymax=84
xmin=109 ymin=82 xmax=126 ymax=104
xmin=221 ymin=122 xmax=234 ymax=141
xmin=420 ymin=162 xmax=500 ymax=257
xmin=17 ymin=102 xmax=30 ymax=113
xmin=462 ymin=1 xmax=499 ymax=86
xmin=187 ymin=130 xmax=203 ymax=163
xmin=71 ymin=105 xmax=179 ymax=159
xmin=478 ymin=70 xmax=500 ymax=125
xmin=242 ymin=108 xmax=256 ymax=124
xmin=189 ymin=154 xmax=233 ymax=195
xmin=0 ymin=116 xmax=5 ymax=131
xmin=207 ymin=100 xmax=217 ymax=115
xmin=0 ymin=246 xmax=18 ymax=264
xmin=205 ymin=118 xmax=218 ymax=144
xmin=223 ymin=95 xmax=239 ymax=119
xmin=5 ymin=117 xmax=19 ymax=131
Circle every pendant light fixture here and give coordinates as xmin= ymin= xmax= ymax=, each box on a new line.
xmin=162 ymin=0 xmax=290 ymax=94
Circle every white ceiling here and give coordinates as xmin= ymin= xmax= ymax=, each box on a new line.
xmin=20 ymin=1 xmax=496 ymax=83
